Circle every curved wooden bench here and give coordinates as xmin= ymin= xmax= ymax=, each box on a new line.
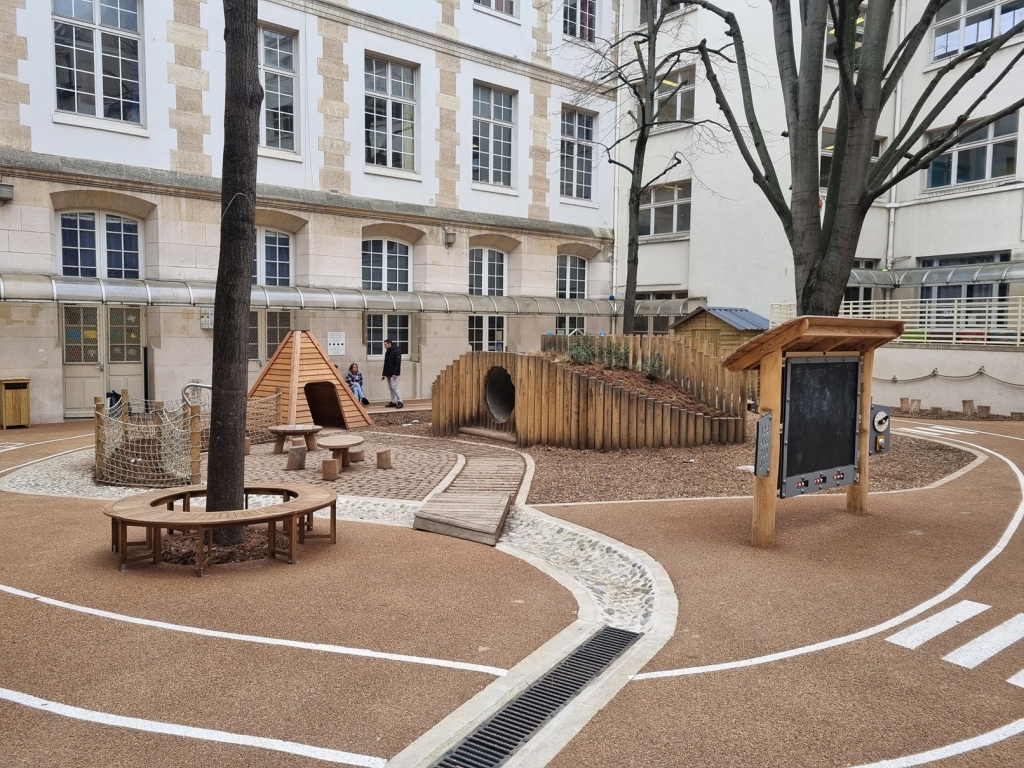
xmin=103 ymin=484 xmax=338 ymax=577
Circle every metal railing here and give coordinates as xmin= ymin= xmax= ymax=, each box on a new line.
xmin=841 ymin=297 xmax=1024 ymax=346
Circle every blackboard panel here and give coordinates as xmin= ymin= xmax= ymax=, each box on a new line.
xmin=783 ymin=358 xmax=860 ymax=477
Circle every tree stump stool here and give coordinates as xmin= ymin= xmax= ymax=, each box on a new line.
xmin=286 ymin=446 xmax=307 ymax=471
xmin=929 ymin=406 xmax=942 ymax=415
xmin=350 ymin=448 xmax=365 ymax=463
xmin=900 ymin=397 xmax=910 ymax=411
xmin=244 ymin=437 xmax=251 ymax=455
xmin=1012 ymin=412 xmax=1023 ymax=421
xmin=963 ymin=399 xmax=975 ymax=417
xmin=910 ymin=399 xmax=921 ymax=415
xmin=322 ymin=459 xmax=339 ymax=481
xmin=977 ymin=405 xmax=991 ymax=418
xmin=377 ymin=449 xmax=392 ymax=470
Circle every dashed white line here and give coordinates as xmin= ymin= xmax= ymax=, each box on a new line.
xmin=943 ymin=614 xmax=1024 ymax=669
xmin=0 ymin=686 xmax=386 ymax=767
xmin=886 ymin=600 xmax=991 ymax=649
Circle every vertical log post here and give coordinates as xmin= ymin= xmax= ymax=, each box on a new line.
xmin=94 ymin=396 xmax=105 ymax=480
xmin=847 ymin=349 xmax=875 ymax=516
xmin=189 ymin=403 xmax=202 ymax=485
xmin=752 ymin=351 xmax=783 ymax=547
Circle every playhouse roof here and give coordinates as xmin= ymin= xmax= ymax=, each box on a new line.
xmin=670 ymin=306 xmax=770 ymax=332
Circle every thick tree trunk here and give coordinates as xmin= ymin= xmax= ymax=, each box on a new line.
xmin=622 ymin=130 xmax=649 ymax=336
xmin=206 ymin=0 xmax=263 ymax=545
xmin=797 ymin=203 xmax=870 ymax=316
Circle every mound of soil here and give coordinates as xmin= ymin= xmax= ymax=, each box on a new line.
xmin=162 ymin=526 xmax=272 ymax=566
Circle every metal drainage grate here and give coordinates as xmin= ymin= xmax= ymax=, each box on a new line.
xmin=431 ymin=625 xmax=641 ymax=768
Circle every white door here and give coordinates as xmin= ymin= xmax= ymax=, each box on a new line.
xmin=62 ymin=305 xmax=146 ymax=418
xmin=106 ymin=306 xmax=145 ymax=400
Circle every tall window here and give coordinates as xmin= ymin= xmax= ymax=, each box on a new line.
xmin=933 ymin=0 xmax=1023 ymax=59
xmin=469 ymin=316 xmax=506 ymax=351
xmin=248 ymin=310 xmax=291 ymax=361
xmin=556 ymin=254 xmax=586 ymax=335
xmin=362 ymin=240 xmax=410 ymax=291
xmin=366 ymin=315 xmax=410 ymax=356
xmin=252 ymin=229 xmax=291 ymax=286
xmin=639 ymin=181 xmax=691 ymax=236
xmin=60 ymin=212 xmax=140 ymax=279
xmin=926 ymin=113 xmax=1018 ymax=188
xmin=473 ymin=85 xmax=514 ymax=187
xmin=53 ymin=0 xmax=141 ymax=122
xmin=819 ymin=129 xmax=883 ymax=187
xmin=561 ymin=109 xmax=594 ymax=199
xmin=469 ymin=248 xmax=506 ymax=296
xmin=474 ymin=0 xmax=514 ymax=15
xmin=365 ymin=57 xmax=416 ymax=171
xmin=636 ymin=291 xmax=687 ymax=334
xmin=261 ymin=28 xmax=295 ymax=151
xmin=826 ymin=6 xmax=866 ymax=64
xmin=655 ymin=66 xmax=695 ymax=124
xmin=564 ymin=0 xmax=596 ymax=41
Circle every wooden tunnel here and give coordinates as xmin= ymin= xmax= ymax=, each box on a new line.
xmin=248 ymin=330 xmax=374 ymax=429
xmin=431 ymin=351 xmax=744 ymax=450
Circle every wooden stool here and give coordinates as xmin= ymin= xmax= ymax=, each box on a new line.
xmin=977 ymin=405 xmax=991 ymax=417
xmin=286 ymin=446 xmax=307 ymax=471
xmin=322 ymin=459 xmax=339 ymax=481
xmin=377 ymin=449 xmax=392 ymax=469
xmin=244 ymin=437 xmax=251 ymax=455
xmin=350 ymin=448 xmax=365 ymax=463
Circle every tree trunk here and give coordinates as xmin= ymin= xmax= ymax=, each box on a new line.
xmin=798 ymin=203 xmax=870 ymax=316
xmin=622 ymin=133 xmax=648 ymax=336
xmin=206 ymin=0 xmax=262 ymax=545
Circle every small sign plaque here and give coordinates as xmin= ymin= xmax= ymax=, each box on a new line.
xmin=199 ymin=307 xmax=214 ymax=329
xmin=754 ymin=412 xmax=773 ymax=477
xmin=327 ymin=332 xmax=346 ymax=356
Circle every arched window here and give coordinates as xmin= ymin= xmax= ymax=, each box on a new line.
xmin=60 ymin=212 xmax=141 ymax=279
xmin=556 ymin=253 xmax=586 ymax=335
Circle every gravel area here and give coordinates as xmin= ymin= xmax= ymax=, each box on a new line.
xmin=366 ymin=409 xmax=433 ymax=437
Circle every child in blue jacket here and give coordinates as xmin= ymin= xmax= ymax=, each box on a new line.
xmin=345 ymin=363 xmax=370 ymax=405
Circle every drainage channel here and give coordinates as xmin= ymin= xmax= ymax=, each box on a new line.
xmin=429 ymin=626 xmax=642 ymax=768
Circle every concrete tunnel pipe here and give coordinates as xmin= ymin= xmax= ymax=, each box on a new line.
xmin=485 ymin=366 xmax=515 ymax=423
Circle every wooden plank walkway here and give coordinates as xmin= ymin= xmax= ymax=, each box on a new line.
xmin=413 ymin=454 xmax=524 ymax=546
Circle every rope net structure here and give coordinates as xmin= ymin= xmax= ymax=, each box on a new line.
xmin=94 ymin=391 xmax=282 ymax=488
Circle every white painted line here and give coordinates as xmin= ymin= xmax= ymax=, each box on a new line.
xmin=928 ymin=426 xmax=979 ymax=434
xmin=0 ymin=585 xmax=506 ymax=677
xmin=633 ymin=436 xmax=1024 ymax=681
xmin=886 ymin=600 xmax=991 ymax=649
xmin=943 ymin=614 xmax=1024 ymax=669
xmin=0 ymin=686 xmax=385 ymax=766
xmin=2 ymin=433 xmax=92 ymax=449
xmin=1008 ymin=668 xmax=1024 ymax=688
xmin=850 ymin=716 xmax=1024 ymax=767
xmin=0 ymin=447 xmax=91 ymax=477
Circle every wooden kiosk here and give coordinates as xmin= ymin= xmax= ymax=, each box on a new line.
xmin=722 ymin=316 xmax=905 ymax=548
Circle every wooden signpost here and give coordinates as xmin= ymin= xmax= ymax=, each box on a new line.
xmin=723 ymin=316 xmax=905 ymax=548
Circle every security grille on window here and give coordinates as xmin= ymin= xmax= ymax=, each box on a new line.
xmin=639 ymin=181 xmax=691 ymax=236
xmin=247 ymin=311 xmax=260 ymax=360
xmin=468 ymin=315 xmax=506 ymax=351
xmin=247 ymin=310 xmax=291 ymax=361
xmin=473 ymin=85 xmax=514 ymax=187
xmin=61 ymin=211 xmax=140 ymax=278
xmin=362 ymin=240 xmax=410 ymax=291
xmin=261 ymin=28 xmax=295 ymax=151
xmin=107 ymin=306 xmax=142 ymax=362
xmin=655 ymin=67 xmax=695 ymax=124
xmin=53 ymin=0 xmax=141 ymax=122
xmin=564 ymin=0 xmax=596 ymax=41
xmin=933 ymin=0 xmax=1023 ymax=59
xmin=561 ymin=109 xmax=594 ymax=199
xmin=819 ymin=129 xmax=882 ymax=187
xmin=469 ymin=248 xmax=506 ymax=296
xmin=365 ymin=57 xmax=416 ymax=170
xmin=251 ymin=229 xmax=291 ymax=286
xmin=266 ymin=311 xmax=290 ymax=359
xmin=926 ymin=113 xmax=1018 ymax=188
xmin=474 ymin=0 xmax=515 ymax=15
xmin=366 ymin=314 xmax=410 ymax=356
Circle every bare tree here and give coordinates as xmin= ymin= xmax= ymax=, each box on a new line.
xmin=681 ymin=0 xmax=1024 ymax=315
xmin=206 ymin=0 xmax=263 ymax=544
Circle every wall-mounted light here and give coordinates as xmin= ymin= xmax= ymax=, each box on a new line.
xmin=0 ymin=183 xmax=13 ymax=206
xmin=443 ymin=226 xmax=456 ymax=248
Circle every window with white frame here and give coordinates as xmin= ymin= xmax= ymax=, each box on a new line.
xmin=845 ymin=257 xmax=880 ymax=309
xmin=60 ymin=211 xmax=140 ymax=278
xmin=474 ymin=0 xmax=515 ymax=16
xmin=260 ymin=28 xmax=295 ymax=151
xmin=362 ymin=239 xmax=410 ymax=291
xmin=52 ymin=0 xmax=141 ymax=122
xmin=469 ymin=248 xmax=506 ymax=296
xmin=933 ymin=0 xmax=1023 ymax=59
xmin=247 ymin=310 xmax=291 ymax=361
xmin=473 ymin=85 xmax=514 ymax=187
xmin=561 ymin=109 xmax=594 ymax=199
xmin=555 ymin=316 xmax=586 ymax=335
xmin=251 ymin=229 xmax=291 ymax=286
xmin=926 ymin=113 xmax=1018 ymax=188
xmin=820 ymin=129 xmax=883 ymax=187
xmin=564 ymin=0 xmax=596 ymax=41
xmin=655 ymin=67 xmax=695 ymax=124
xmin=639 ymin=181 xmax=691 ymax=236
xmin=635 ymin=291 xmax=686 ymax=334
xmin=366 ymin=314 xmax=410 ymax=356
xmin=556 ymin=253 xmax=586 ymax=335
xmin=468 ymin=315 xmax=506 ymax=351
xmin=365 ymin=56 xmax=416 ymax=171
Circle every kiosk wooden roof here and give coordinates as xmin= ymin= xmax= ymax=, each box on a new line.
xmin=247 ymin=330 xmax=373 ymax=430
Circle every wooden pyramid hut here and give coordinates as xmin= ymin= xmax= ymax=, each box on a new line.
xmin=247 ymin=330 xmax=374 ymax=429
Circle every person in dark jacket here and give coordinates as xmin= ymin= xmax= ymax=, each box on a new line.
xmin=381 ymin=338 xmax=403 ymax=408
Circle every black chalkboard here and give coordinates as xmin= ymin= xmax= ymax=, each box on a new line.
xmin=782 ymin=358 xmax=860 ymax=478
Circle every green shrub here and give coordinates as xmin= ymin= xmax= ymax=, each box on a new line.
xmin=602 ymin=340 xmax=620 ymax=369
xmin=643 ymin=351 xmax=666 ymax=380
xmin=567 ymin=334 xmax=597 ymax=366
xmin=616 ymin=342 xmax=631 ymax=370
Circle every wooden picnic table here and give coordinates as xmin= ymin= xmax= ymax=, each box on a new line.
xmin=317 ymin=434 xmax=365 ymax=468
xmin=269 ymin=424 xmax=322 ymax=453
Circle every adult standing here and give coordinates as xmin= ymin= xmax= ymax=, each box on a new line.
xmin=381 ymin=338 xmax=403 ymax=408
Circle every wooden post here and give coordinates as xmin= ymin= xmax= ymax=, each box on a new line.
xmin=962 ymin=399 xmax=975 ymax=417
xmin=288 ymin=331 xmax=301 ymax=424
xmin=94 ymin=396 xmax=105 ymax=481
xmin=189 ymin=403 xmax=201 ymax=485
xmin=846 ymin=348 xmax=874 ymax=516
xmin=752 ymin=350 xmax=783 ymax=547
xmin=121 ymin=389 xmax=130 ymax=423
xmin=377 ymin=449 xmax=392 ymax=469
xmin=275 ymin=386 xmax=283 ymax=424
xmin=684 ymin=411 xmax=695 ymax=447
xmin=977 ymin=405 xmax=991 ymax=418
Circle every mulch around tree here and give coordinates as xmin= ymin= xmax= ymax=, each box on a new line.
xmin=162 ymin=528 xmax=272 ymax=566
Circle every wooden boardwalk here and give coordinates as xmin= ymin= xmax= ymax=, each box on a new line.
xmin=413 ymin=454 xmax=524 ymax=546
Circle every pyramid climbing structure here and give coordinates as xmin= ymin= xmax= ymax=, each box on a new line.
xmin=247 ymin=330 xmax=374 ymax=429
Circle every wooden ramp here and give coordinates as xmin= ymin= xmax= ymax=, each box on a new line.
xmin=413 ymin=493 xmax=513 ymax=546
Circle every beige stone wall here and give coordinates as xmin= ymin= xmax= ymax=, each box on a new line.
xmin=318 ymin=17 xmax=351 ymax=195
xmin=0 ymin=0 xmax=30 ymax=151
xmin=531 ymin=0 xmax=552 ymax=67
xmin=167 ymin=0 xmax=212 ymax=176
xmin=436 ymin=0 xmax=459 ymax=39
xmin=528 ymin=79 xmax=551 ymax=221
xmin=434 ymin=52 xmax=462 ymax=210
xmin=0 ymin=178 xmax=54 ymax=275
xmin=0 ymin=303 xmax=63 ymax=424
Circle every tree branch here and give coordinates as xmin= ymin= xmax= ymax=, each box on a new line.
xmin=879 ymin=0 xmax=947 ymax=106
xmin=819 ymin=83 xmax=841 ymax=128
xmin=827 ymin=0 xmax=859 ymax=108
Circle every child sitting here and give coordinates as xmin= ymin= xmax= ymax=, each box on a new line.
xmin=345 ymin=363 xmax=370 ymax=405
